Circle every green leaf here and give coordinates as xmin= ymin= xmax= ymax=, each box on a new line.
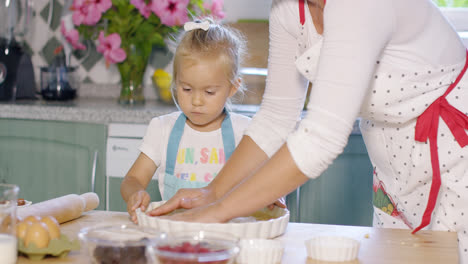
xmin=70 ymin=0 xmax=213 ymax=67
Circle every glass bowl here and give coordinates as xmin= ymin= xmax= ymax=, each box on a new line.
xmin=78 ymin=224 xmax=162 ymax=264
xmin=154 ymin=230 xmax=240 ymax=264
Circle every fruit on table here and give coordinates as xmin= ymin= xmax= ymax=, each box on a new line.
xmin=153 ymin=69 xmax=173 ymax=103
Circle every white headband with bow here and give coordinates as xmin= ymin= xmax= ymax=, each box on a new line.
xmin=184 ymin=21 xmax=210 ymax=32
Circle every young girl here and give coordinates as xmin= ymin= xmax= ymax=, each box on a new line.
xmin=121 ymin=19 xmax=251 ymax=223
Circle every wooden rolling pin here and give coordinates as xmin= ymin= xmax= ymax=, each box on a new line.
xmin=17 ymin=193 xmax=100 ymax=224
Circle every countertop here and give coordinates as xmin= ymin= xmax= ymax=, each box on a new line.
xmin=0 ymin=98 xmax=263 ymax=125
xmin=17 ymin=210 xmax=459 ymax=264
xmin=0 ymin=98 xmax=178 ymax=125
xmin=0 ymin=99 xmax=363 ymax=134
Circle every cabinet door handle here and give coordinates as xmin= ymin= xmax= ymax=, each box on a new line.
xmin=91 ymin=150 xmax=98 ymax=193
xmin=296 ymin=187 xmax=301 ymax=221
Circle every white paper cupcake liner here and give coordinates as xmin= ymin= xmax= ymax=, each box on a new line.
xmin=237 ymin=238 xmax=283 ymax=264
xmin=136 ymin=201 xmax=289 ymax=239
xmin=305 ymin=236 xmax=360 ymax=262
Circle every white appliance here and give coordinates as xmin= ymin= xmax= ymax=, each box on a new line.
xmin=106 ymin=123 xmax=148 ymax=211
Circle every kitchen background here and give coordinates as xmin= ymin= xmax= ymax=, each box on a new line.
xmin=20 ymin=0 xmax=468 ymax=101
xmin=1 ymin=0 xmax=467 ymax=226
xmin=22 ymin=0 xmax=272 ymax=102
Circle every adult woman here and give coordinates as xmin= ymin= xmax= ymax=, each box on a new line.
xmin=151 ymin=0 xmax=468 ymax=260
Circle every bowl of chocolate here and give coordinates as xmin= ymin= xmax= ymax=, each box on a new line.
xmin=78 ymin=224 xmax=162 ymax=264
xmin=154 ymin=230 xmax=239 ymax=264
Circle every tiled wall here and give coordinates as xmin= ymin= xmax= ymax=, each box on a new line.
xmin=26 ymin=0 xmax=173 ymax=99
xmin=24 ymin=0 xmax=271 ymax=101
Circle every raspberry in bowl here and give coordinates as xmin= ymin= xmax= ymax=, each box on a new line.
xmin=154 ymin=230 xmax=239 ymax=264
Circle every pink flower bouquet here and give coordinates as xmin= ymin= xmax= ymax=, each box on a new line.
xmin=61 ymin=0 xmax=224 ymax=104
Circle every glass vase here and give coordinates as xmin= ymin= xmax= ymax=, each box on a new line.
xmin=117 ymin=44 xmax=148 ymax=105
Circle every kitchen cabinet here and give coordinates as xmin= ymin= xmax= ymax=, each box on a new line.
xmin=0 ymin=119 xmax=106 ymax=210
xmin=286 ymin=133 xmax=374 ymax=226
xmin=106 ymin=123 xmax=162 ymax=212
xmin=108 ymin=178 xmax=161 ymax=212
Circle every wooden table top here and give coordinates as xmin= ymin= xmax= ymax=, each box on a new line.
xmin=17 ymin=210 xmax=459 ymax=263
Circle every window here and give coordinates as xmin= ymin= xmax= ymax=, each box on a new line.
xmin=433 ymin=0 xmax=468 ymax=31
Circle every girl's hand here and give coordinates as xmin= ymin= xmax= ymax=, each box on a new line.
xmin=267 ymin=197 xmax=286 ymax=210
xmin=127 ymin=190 xmax=151 ymax=224
xmin=147 ymin=186 xmax=216 ymax=217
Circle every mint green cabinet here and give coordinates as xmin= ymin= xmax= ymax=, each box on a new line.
xmin=286 ymin=134 xmax=374 ymax=226
xmin=108 ymin=178 xmax=161 ymax=212
xmin=0 ymin=119 xmax=106 ymax=210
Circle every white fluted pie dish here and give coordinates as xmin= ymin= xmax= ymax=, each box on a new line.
xmin=136 ymin=201 xmax=289 ymax=239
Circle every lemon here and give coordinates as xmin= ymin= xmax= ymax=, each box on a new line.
xmin=153 ymin=69 xmax=173 ymax=103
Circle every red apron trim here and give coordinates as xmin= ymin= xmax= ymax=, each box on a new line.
xmin=299 ymin=0 xmax=305 ymax=25
xmin=412 ymin=49 xmax=468 ymax=234
xmin=299 ymin=0 xmax=326 ymax=26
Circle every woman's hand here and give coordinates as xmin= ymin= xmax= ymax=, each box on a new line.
xmin=267 ymin=197 xmax=287 ymax=210
xmin=147 ymin=186 xmax=216 ymax=217
xmin=127 ymin=190 xmax=151 ymax=224
xmin=156 ymin=202 xmax=226 ymax=223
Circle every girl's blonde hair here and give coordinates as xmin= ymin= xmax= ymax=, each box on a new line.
xmin=172 ymin=18 xmax=247 ymax=106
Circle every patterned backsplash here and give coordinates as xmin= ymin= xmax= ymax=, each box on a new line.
xmin=25 ymin=0 xmax=173 ymax=99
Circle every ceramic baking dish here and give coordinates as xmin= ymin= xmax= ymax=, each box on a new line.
xmin=136 ymin=201 xmax=290 ymax=239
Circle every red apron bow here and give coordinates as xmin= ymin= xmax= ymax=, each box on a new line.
xmin=412 ymin=50 xmax=468 ymax=234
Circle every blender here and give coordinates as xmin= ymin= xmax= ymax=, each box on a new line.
xmin=0 ymin=0 xmax=36 ymax=101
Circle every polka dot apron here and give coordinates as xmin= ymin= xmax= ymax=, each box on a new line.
xmin=364 ymin=54 xmax=468 ymax=262
xmin=296 ymin=0 xmax=468 ymax=261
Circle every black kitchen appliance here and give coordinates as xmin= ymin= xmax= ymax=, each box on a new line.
xmin=0 ymin=38 xmax=36 ymax=100
xmin=0 ymin=0 xmax=36 ymax=101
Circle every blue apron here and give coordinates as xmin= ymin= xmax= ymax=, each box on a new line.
xmin=163 ymin=111 xmax=236 ymax=200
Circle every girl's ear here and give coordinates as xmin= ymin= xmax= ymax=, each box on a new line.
xmin=228 ymin=77 xmax=241 ymax=97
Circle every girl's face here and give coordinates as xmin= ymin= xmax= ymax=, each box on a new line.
xmin=175 ymin=56 xmax=238 ymax=132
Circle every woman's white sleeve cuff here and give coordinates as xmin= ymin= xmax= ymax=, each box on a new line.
xmin=287 ymin=106 xmax=354 ymax=178
xmin=244 ymin=117 xmax=295 ymax=157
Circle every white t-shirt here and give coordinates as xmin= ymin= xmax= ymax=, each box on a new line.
xmin=140 ymin=111 xmax=250 ymax=197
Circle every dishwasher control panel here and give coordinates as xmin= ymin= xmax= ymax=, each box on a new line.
xmin=106 ymin=123 xmax=148 ymax=178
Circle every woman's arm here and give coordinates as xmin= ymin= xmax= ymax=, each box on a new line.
xmin=212 ymin=0 xmax=309 ymax=196
xmin=210 ymin=136 xmax=268 ymax=199
xmin=218 ymin=144 xmax=309 ymax=221
xmin=164 ymin=144 xmax=308 ymax=223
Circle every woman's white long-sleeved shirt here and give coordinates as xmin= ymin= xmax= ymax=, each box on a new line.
xmin=244 ymin=0 xmax=466 ymax=178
